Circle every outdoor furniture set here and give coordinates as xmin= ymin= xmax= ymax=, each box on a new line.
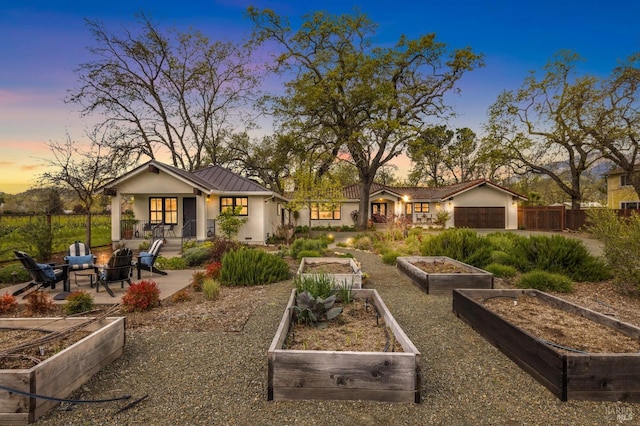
xmin=12 ymin=239 xmax=166 ymax=299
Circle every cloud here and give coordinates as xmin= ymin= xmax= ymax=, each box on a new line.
xmin=20 ymin=164 xmax=41 ymax=172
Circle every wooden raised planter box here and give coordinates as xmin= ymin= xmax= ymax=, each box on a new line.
xmin=0 ymin=317 xmax=126 ymax=425
xmin=397 ymin=256 xmax=494 ymax=295
xmin=268 ymin=288 xmax=421 ymax=403
xmin=452 ymin=289 xmax=640 ymax=401
xmin=297 ymin=257 xmax=363 ymax=289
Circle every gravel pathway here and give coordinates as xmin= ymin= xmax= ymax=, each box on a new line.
xmin=36 ymin=249 xmax=635 ymax=425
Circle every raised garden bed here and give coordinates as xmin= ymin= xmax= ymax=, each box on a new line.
xmin=397 ymin=256 xmax=493 ymax=295
xmin=452 ymin=288 xmax=640 ymax=401
xmin=297 ymin=257 xmax=363 ymax=289
xmin=0 ymin=317 xmax=126 ymax=424
xmin=268 ymin=288 xmax=421 ymax=403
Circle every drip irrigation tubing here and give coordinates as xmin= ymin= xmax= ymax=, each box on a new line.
xmin=536 ymin=337 xmax=589 ymax=354
xmin=0 ymin=384 xmax=131 ymax=404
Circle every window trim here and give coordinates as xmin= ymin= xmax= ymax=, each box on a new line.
xmin=621 ymin=201 xmax=639 ymax=209
xmin=220 ymin=197 xmax=249 ymax=216
xmin=149 ymin=197 xmax=178 ymax=225
xmin=620 ymin=174 xmax=632 ymax=187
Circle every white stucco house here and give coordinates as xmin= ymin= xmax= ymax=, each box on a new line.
xmin=98 ymin=160 xmax=288 ymax=247
xmin=295 ymin=179 xmax=527 ymax=230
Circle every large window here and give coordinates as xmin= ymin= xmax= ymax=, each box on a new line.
xmin=414 ymin=202 xmax=430 ymax=213
xmin=221 ymin=197 xmax=248 ymax=216
xmin=310 ymin=203 xmax=341 ymax=220
xmin=149 ymin=197 xmax=178 ymax=224
xmin=621 ymin=201 xmax=639 ymax=209
xmin=405 ymin=203 xmax=413 ymax=215
xmin=620 ymin=174 xmax=632 ymax=186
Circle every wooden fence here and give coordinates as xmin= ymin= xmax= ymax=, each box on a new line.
xmin=518 ymin=206 xmax=636 ymax=231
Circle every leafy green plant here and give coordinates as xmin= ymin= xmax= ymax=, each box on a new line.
xmin=182 ymin=246 xmax=212 ymax=266
xmin=483 ymin=263 xmax=518 ymax=278
xmin=516 ymin=270 xmax=573 ymax=293
xmin=0 ymin=264 xmax=30 ymax=284
xmin=381 ymin=250 xmax=401 ymax=265
xmin=155 ymin=256 xmax=187 ymax=270
xmin=121 ymin=280 xmax=161 ymax=312
xmin=217 ymin=206 xmax=248 ymax=240
xmin=0 ymin=292 xmax=18 ymax=313
xmin=294 ymin=274 xmax=336 ymax=299
xmin=220 ymin=248 xmax=289 ymax=286
xmin=336 ymin=284 xmax=353 ymax=304
xmin=421 ymin=228 xmax=491 ymax=267
xmin=63 ymin=290 xmax=95 ymax=315
xmin=352 ymin=236 xmax=373 ymax=251
xmin=293 ymin=291 xmax=343 ymax=328
xmin=290 ymin=238 xmax=328 ymax=259
xmin=297 ymin=249 xmax=321 ymax=258
xmin=202 ymin=278 xmax=221 ymax=300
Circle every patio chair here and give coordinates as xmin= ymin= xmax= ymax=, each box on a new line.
xmin=137 ymin=239 xmax=168 ymax=279
xmin=97 ymin=248 xmax=134 ymax=297
xmin=64 ymin=241 xmax=97 ymax=288
xmin=166 ymin=223 xmax=176 ymax=238
xmin=13 ymin=250 xmax=68 ymax=298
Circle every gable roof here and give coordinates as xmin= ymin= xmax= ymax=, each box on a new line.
xmin=342 ymin=179 xmax=526 ymax=201
xmin=98 ymin=160 xmax=275 ymax=196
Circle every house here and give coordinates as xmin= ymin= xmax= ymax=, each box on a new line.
xmin=98 ymin=160 xmax=287 ymax=247
xmin=296 ymin=179 xmax=527 ymax=230
xmin=605 ymin=166 xmax=640 ymax=209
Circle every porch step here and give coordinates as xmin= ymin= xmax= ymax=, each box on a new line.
xmin=159 ymin=238 xmax=182 ymax=258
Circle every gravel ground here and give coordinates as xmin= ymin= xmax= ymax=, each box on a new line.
xmin=35 ymin=249 xmax=637 ymax=425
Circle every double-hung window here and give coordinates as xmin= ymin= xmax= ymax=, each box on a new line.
xmin=310 ymin=203 xmax=341 ymax=220
xmin=620 ymin=174 xmax=632 ymax=187
xmin=149 ymin=197 xmax=178 ymax=225
xmin=220 ymin=197 xmax=248 ymax=216
xmin=414 ymin=203 xmax=430 ymax=213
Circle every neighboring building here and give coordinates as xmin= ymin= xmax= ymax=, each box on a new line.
xmin=606 ymin=167 xmax=640 ymax=210
xmin=295 ymin=179 xmax=527 ymax=230
xmin=98 ymin=160 xmax=287 ymax=247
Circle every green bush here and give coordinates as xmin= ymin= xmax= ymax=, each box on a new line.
xmin=0 ymin=263 xmax=30 ymax=284
xmin=182 ymin=246 xmax=211 ymax=266
xmin=352 ymin=236 xmax=373 ymax=251
xmin=516 ymin=270 xmax=573 ymax=293
xmin=202 ymin=278 xmax=221 ymax=300
xmin=220 ymin=248 xmax=290 ymax=286
xmin=297 ymin=250 xmax=322 ymax=258
xmin=381 ymin=250 xmax=401 ymax=265
xmin=511 ymin=235 xmax=610 ymax=282
xmin=294 ymin=274 xmax=336 ymax=299
xmin=421 ymin=228 xmax=491 ymax=267
xmin=290 ymin=238 xmax=328 ymax=259
xmin=155 ymin=256 xmax=188 ymax=270
xmin=63 ymin=290 xmax=95 ymax=315
xmin=488 ymin=250 xmax=517 ymax=266
xmin=483 ymin=263 xmax=518 ymax=278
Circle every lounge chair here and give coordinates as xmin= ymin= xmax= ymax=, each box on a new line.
xmin=64 ymin=241 xmax=97 ymax=288
xmin=97 ymin=248 xmax=134 ymax=297
xmin=13 ymin=250 xmax=68 ymax=299
xmin=137 ymin=239 xmax=167 ymax=279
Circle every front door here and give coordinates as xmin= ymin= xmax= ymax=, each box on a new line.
xmin=183 ymin=197 xmax=196 ymax=237
xmin=371 ymin=202 xmax=387 ymax=222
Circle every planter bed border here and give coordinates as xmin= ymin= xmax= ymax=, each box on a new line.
xmin=297 ymin=257 xmax=363 ymax=289
xmin=452 ymin=288 xmax=640 ymax=401
xmin=268 ymin=288 xmax=421 ymax=403
xmin=397 ymin=256 xmax=494 ymax=295
xmin=0 ymin=317 xmax=126 ymax=425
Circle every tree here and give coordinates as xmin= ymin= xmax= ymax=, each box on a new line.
xmin=407 ymin=125 xmax=453 ymax=186
xmin=248 ymin=8 xmax=483 ymax=229
xmin=67 ymin=13 xmax=260 ymax=172
xmin=39 ymin=126 xmax=132 ymax=247
xmin=485 ymin=51 xmax=602 ymax=209
xmin=217 ymin=206 xmax=249 ymax=240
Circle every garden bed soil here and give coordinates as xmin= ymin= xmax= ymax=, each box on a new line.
xmin=397 ymin=256 xmax=494 ymax=294
xmin=302 ymin=262 xmax=353 ymax=274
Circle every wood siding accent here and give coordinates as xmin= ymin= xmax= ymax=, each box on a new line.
xmin=454 ymin=207 xmax=505 ymax=228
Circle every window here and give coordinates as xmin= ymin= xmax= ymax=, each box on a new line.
xmin=621 ymin=201 xmax=639 ymax=209
xmin=220 ymin=197 xmax=248 ymax=216
xmin=310 ymin=203 xmax=341 ymax=220
xmin=620 ymin=174 xmax=632 ymax=186
xmin=405 ymin=203 xmax=413 ymax=215
xmin=149 ymin=197 xmax=178 ymax=224
xmin=414 ymin=203 xmax=430 ymax=213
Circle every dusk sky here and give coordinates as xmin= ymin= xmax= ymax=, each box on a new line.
xmin=1 ymin=0 xmax=639 ymax=194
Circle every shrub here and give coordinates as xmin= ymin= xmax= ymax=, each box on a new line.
xmin=381 ymin=250 xmax=401 ymax=265
xmin=0 ymin=292 xmax=18 ymax=314
xmin=205 ymin=261 xmax=222 ymax=279
xmin=0 ymin=264 xmax=30 ymax=284
xmin=489 ymin=250 xmax=517 ymax=266
xmin=294 ymin=274 xmax=336 ymax=299
xmin=121 ymin=280 xmax=161 ymax=312
xmin=155 ymin=256 xmax=187 ymax=270
xmin=293 ymin=291 xmax=342 ymax=327
xmin=63 ymin=291 xmax=95 ymax=315
xmin=202 ymin=278 xmax=221 ymax=300
xmin=191 ymin=271 xmax=206 ymax=292
xmin=220 ymin=248 xmax=289 ymax=286
xmin=290 ymin=238 xmax=327 ymax=259
xmin=171 ymin=289 xmax=192 ymax=303
xmin=511 ymin=235 xmax=610 ymax=281
xmin=587 ymin=208 xmax=640 ymax=288
xmin=483 ymin=263 xmax=518 ymax=278
xmin=352 ymin=236 xmax=373 ymax=251
xmin=297 ymin=250 xmax=322 ymax=258
xmin=217 ymin=206 xmax=248 ymax=239
xmin=421 ymin=228 xmax=491 ymax=267
xmin=182 ymin=246 xmax=211 ymax=266
xmin=25 ymin=291 xmax=53 ymax=315
xmin=516 ymin=270 xmax=573 ymax=293
xmin=210 ymin=237 xmax=243 ymax=262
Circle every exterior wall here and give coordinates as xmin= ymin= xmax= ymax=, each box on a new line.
xmin=451 ymin=186 xmax=517 ymax=229
xmin=208 ymin=194 xmax=269 ymax=244
xmin=607 ymin=174 xmax=639 ymax=209
xmin=295 ymin=201 xmax=359 ymax=228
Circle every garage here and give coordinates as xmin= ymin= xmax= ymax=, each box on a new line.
xmin=454 ymin=207 xmax=505 ymax=228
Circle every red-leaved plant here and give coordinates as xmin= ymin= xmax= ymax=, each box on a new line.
xmin=121 ymin=280 xmax=161 ymax=312
xmin=205 ymin=261 xmax=222 ymax=279
xmin=0 ymin=292 xmax=18 ymax=314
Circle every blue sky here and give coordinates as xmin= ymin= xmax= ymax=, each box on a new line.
xmin=1 ymin=0 xmax=639 ymax=193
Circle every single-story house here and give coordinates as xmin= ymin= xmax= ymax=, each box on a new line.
xmin=295 ymin=179 xmax=527 ymax=230
xmin=605 ymin=166 xmax=640 ymax=209
xmin=98 ymin=160 xmax=288 ymax=247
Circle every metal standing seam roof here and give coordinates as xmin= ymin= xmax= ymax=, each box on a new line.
xmin=192 ymin=164 xmax=271 ymax=193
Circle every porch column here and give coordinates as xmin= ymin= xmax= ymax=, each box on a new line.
xmin=196 ymin=194 xmax=207 ymax=241
xmin=110 ymin=192 xmax=122 ymax=246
